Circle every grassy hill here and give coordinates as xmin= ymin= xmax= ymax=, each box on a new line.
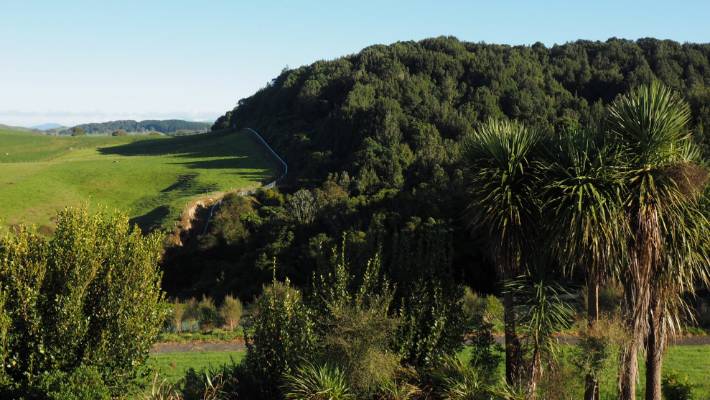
xmin=0 ymin=128 xmax=276 ymax=233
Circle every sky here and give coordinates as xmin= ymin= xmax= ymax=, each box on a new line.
xmin=1 ymin=0 xmax=708 ymax=128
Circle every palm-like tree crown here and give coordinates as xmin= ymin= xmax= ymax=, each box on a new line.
xmin=543 ymin=125 xmax=627 ymax=279
xmin=463 ymin=118 xmax=543 ymax=273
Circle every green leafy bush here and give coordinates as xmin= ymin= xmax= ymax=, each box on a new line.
xmin=37 ymin=366 xmax=111 ymax=400
xmin=312 ymin=248 xmax=401 ymax=395
xmin=219 ymin=295 xmax=243 ymax=331
xmin=662 ymin=372 xmax=694 ymax=400
xmin=197 ymin=296 xmax=222 ymax=331
xmin=0 ymin=208 xmax=165 ymax=393
xmin=461 ymin=288 xmax=504 ymax=332
xmin=245 ymin=278 xmax=315 ymax=398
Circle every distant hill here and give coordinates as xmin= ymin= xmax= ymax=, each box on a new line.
xmin=62 ymin=119 xmax=212 ymax=135
xmin=0 ymin=123 xmax=36 ymax=132
xmin=32 ymin=123 xmax=65 ymax=131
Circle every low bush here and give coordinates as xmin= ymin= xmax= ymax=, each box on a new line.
xmin=461 ymin=288 xmax=504 ymax=332
xmin=37 ymin=366 xmax=111 ymax=400
xmin=282 ymin=362 xmax=354 ymax=400
xmin=245 ymin=279 xmax=316 ymax=398
xmin=0 ymin=208 xmax=165 ymax=394
xmin=219 ymin=295 xmax=243 ymax=331
xmin=197 ymin=296 xmax=222 ymax=331
xmin=662 ymin=372 xmax=694 ymax=400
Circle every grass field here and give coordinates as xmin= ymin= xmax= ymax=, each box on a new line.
xmin=147 ymin=351 xmax=245 ymax=383
xmin=458 ymin=344 xmax=710 ymax=399
xmin=149 ymin=345 xmax=710 ymax=398
xmin=0 ymin=128 xmax=276 ymax=232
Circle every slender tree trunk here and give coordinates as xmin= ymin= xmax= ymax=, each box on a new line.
xmin=619 ymin=337 xmax=640 ymax=400
xmin=620 ymin=206 xmax=658 ymax=400
xmin=645 ymin=296 xmax=665 ymax=400
xmin=504 ymin=290 xmax=522 ymax=387
xmin=584 ymin=278 xmax=600 ymax=400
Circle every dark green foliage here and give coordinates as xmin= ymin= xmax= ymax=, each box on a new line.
xmin=245 ymin=278 xmax=316 ymax=398
xmin=661 ymin=372 xmax=695 ymax=400
xmin=168 ymin=37 xmax=710 ymax=312
xmin=390 ymin=218 xmax=466 ymax=368
xmin=311 ymin=245 xmax=401 ymax=395
xmin=0 ymin=208 xmax=165 ymax=394
xmin=197 ymin=296 xmax=222 ymax=331
xmin=216 ymin=37 xmax=710 ymax=188
xmin=36 ymin=366 xmax=110 ymax=400
xmin=63 ymin=119 xmax=210 ymax=135
xmin=468 ymin=319 xmax=503 ymax=386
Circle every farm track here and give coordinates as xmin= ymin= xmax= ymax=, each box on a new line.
xmin=172 ymin=127 xmax=287 ymax=244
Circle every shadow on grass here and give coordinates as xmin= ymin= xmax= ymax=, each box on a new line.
xmin=99 ymin=131 xmax=250 ymax=160
xmin=130 ymin=205 xmax=171 ymax=232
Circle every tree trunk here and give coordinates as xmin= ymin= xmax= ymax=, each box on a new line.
xmin=645 ymin=297 xmax=665 ymax=400
xmin=504 ymin=290 xmax=522 ymax=387
xmin=618 ymin=337 xmax=640 ymax=400
xmin=584 ymin=279 xmax=600 ymax=400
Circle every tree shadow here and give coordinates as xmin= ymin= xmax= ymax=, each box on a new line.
xmin=99 ymin=131 xmax=251 ymax=160
xmin=130 ymin=205 xmax=171 ymax=233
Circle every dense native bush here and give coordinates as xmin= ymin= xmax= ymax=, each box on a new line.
xmin=310 ymin=249 xmax=401 ymax=395
xmin=36 ymin=366 xmax=111 ymax=400
xmin=0 ymin=208 xmax=165 ymax=395
xmin=171 ymin=37 xmax=710 ymax=308
xmin=244 ymin=278 xmax=316 ymax=398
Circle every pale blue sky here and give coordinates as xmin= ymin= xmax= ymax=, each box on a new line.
xmin=1 ymin=0 xmax=708 ymax=127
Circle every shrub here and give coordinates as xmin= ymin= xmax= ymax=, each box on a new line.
xmin=170 ymin=300 xmax=187 ymax=333
xmin=112 ymin=129 xmax=128 ymax=136
xmin=197 ymin=296 xmax=222 ymax=331
xmin=662 ymin=372 xmax=694 ymax=400
xmin=37 ymin=366 xmax=111 ymax=400
xmin=182 ymin=366 xmax=239 ymax=400
xmin=0 ymin=208 xmax=166 ymax=393
xmin=245 ymin=279 xmax=316 ymax=398
xmin=144 ymin=374 xmax=184 ymax=400
xmin=219 ymin=295 xmax=243 ymax=331
xmin=312 ymin=251 xmax=401 ymax=395
xmin=282 ymin=362 xmax=354 ymax=400
xmin=430 ymin=357 xmax=488 ymax=400
xmin=467 ymin=317 xmax=503 ymax=385
xmin=183 ymin=298 xmax=200 ymax=332
xmin=461 ymin=288 xmax=503 ymax=332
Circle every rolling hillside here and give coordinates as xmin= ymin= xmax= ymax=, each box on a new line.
xmin=0 ymin=127 xmax=276 ymax=233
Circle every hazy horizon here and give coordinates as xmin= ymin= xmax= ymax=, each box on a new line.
xmin=2 ymin=0 xmax=709 ymax=127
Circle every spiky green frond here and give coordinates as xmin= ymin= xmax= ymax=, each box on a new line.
xmin=542 ymin=124 xmax=627 ymax=278
xmin=462 ymin=119 xmax=544 ymax=272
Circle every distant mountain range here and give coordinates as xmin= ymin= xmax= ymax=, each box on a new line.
xmin=32 ymin=123 xmax=65 ymax=131
xmin=60 ymin=119 xmax=212 ymax=135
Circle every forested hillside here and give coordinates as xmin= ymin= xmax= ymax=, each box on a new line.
xmin=214 ymin=37 xmax=710 ymax=186
xmin=62 ymin=119 xmax=211 ymax=135
xmin=166 ymin=37 xmax=710 ymax=305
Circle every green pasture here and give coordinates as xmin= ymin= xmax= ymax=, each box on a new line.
xmin=0 ymin=128 xmax=276 ymax=232
xmin=148 ymin=345 xmax=710 ymax=398
xmin=147 ymin=351 xmax=245 ymax=383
